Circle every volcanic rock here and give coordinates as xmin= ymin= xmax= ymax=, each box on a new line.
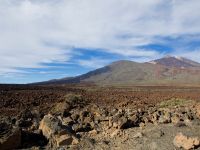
xmin=0 ymin=122 xmax=21 ymax=150
xmin=39 ymin=114 xmax=62 ymax=139
xmin=173 ymin=132 xmax=200 ymax=150
xmin=39 ymin=114 xmax=78 ymax=148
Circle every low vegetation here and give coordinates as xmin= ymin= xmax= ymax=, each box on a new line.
xmin=158 ymin=98 xmax=194 ymax=108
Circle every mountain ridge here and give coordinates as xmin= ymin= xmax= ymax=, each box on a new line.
xmin=35 ymin=56 xmax=200 ymax=85
xmin=148 ymin=56 xmax=200 ymax=68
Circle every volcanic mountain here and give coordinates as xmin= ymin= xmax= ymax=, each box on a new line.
xmin=149 ymin=55 xmax=200 ymax=68
xmin=37 ymin=56 xmax=200 ymax=86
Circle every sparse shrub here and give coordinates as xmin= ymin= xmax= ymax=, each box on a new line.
xmin=50 ymin=94 xmax=87 ymax=116
xmin=64 ymin=93 xmax=84 ymax=105
xmin=158 ymin=98 xmax=194 ymax=108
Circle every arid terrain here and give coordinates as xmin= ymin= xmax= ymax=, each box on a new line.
xmin=1 ymin=0 xmax=200 ymax=149
xmin=39 ymin=56 xmax=200 ymax=86
xmin=0 ymin=84 xmax=200 ymax=150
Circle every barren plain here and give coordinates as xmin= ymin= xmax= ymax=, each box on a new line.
xmin=1 ymin=84 xmax=200 ymax=150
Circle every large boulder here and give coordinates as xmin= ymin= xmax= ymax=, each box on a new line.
xmin=173 ymin=132 xmax=200 ymax=150
xmin=39 ymin=114 xmax=62 ymax=139
xmin=0 ymin=122 xmax=21 ymax=150
xmin=54 ymin=130 xmax=74 ymax=147
xmin=39 ymin=114 xmax=78 ymax=148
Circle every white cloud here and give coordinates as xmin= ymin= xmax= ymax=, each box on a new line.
xmin=170 ymin=49 xmax=200 ymax=62
xmin=78 ymin=58 xmax=112 ymax=69
xmin=107 ymin=48 xmax=160 ymax=57
xmin=1 ymin=0 xmax=200 ymax=75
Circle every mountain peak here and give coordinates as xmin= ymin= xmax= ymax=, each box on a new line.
xmin=163 ymin=55 xmax=185 ymax=60
xmin=36 ymin=55 xmax=200 ymax=85
xmin=164 ymin=55 xmax=173 ymax=58
xmin=149 ymin=56 xmax=200 ymax=68
xmin=174 ymin=56 xmax=184 ymax=60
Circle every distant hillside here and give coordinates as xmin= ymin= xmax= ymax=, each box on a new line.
xmin=149 ymin=55 xmax=200 ymax=68
xmin=36 ymin=56 xmax=200 ymax=86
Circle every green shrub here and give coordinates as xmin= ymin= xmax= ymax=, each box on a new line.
xmin=158 ymin=98 xmax=194 ymax=108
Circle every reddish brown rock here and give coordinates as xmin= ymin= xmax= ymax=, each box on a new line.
xmin=39 ymin=114 xmax=62 ymax=139
xmin=39 ymin=114 xmax=78 ymax=148
xmin=173 ymin=132 xmax=200 ymax=150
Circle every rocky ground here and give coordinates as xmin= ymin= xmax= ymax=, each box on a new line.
xmin=0 ymin=85 xmax=200 ymax=150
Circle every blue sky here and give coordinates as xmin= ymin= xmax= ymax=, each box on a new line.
xmin=1 ymin=0 xmax=200 ymax=83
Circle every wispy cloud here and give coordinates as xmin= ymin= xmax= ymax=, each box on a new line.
xmin=1 ymin=0 xmax=200 ymax=82
xmin=78 ymin=57 xmax=112 ymax=69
